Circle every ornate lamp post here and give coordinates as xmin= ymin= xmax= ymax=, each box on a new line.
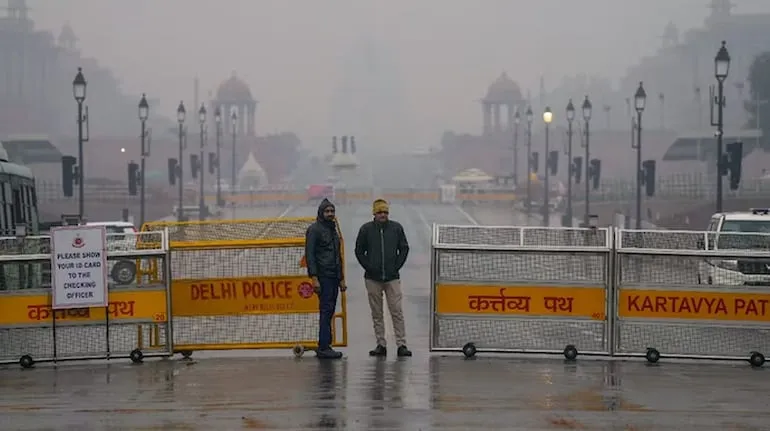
xmin=633 ymin=82 xmax=647 ymax=229
xmin=712 ymin=41 xmax=731 ymax=212
xmin=565 ymin=99 xmax=575 ymax=226
xmin=138 ymin=94 xmax=149 ymax=226
xmin=176 ymin=101 xmax=186 ymax=221
xmin=582 ymin=95 xmax=593 ymax=224
xmin=72 ymin=68 xmax=88 ymax=221
xmin=542 ymin=106 xmax=553 ymax=226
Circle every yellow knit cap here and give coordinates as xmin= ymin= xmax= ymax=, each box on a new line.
xmin=372 ymin=198 xmax=389 ymax=214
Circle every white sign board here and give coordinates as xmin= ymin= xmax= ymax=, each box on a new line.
xmin=51 ymin=225 xmax=108 ymax=310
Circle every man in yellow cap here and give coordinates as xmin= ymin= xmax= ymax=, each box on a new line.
xmin=354 ymin=198 xmax=412 ymax=357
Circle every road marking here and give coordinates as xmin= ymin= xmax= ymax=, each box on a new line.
xmin=416 ymin=207 xmax=433 ymax=245
xmin=417 ymin=208 xmax=431 ymax=230
xmin=453 ymin=204 xmax=479 ymax=225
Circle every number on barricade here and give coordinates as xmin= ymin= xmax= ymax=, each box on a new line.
xmin=591 ymin=312 xmax=605 ymax=320
xmin=153 ymin=312 xmax=166 ymax=322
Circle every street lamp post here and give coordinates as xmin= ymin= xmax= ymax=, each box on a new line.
xmin=176 ymin=101 xmax=186 ymax=222
xmin=72 ymin=67 xmax=87 ymax=222
xmin=513 ymin=107 xmax=520 ymax=186
xmin=138 ymin=94 xmax=149 ymax=227
xmin=712 ymin=41 xmax=731 ymax=213
xmin=231 ymin=110 xmax=238 ymax=195
xmin=633 ymin=82 xmax=647 ymax=229
xmin=198 ymin=104 xmax=207 ymax=221
xmin=582 ymin=96 xmax=593 ymax=224
xmin=525 ymin=106 xmax=533 ymax=217
xmin=214 ymin=106 xmax=223 ymax=207
xmin=543 ymin=106 xmax=553 ymax=226
xmin=565 ymin=99 xmax=575 ymax=227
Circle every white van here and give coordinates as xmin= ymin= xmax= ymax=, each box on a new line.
xmin=86 ymin=221 xmax=139 ymax=285
xmin=697 ymin=209 xmax=770 ymax=286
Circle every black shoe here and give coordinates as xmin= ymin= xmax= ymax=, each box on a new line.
xmin=369 ymin=345 xmax=387 ymax=357
xmin=316 ymin=348 xmax=343 ymax=359
xmin=397 ymin=345 xmax=412 ymax=357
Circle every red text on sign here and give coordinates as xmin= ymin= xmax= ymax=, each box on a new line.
xmin=627 ymin=295 xmax=728 ymax=315
xmin=627 ymin=294 xmax=770 ymax=317
xmin=734 ymin=298 xmax=769 ymax=316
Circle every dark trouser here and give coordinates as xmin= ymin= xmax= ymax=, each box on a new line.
xmin=317 ymin=276 xmax=339 ymax=351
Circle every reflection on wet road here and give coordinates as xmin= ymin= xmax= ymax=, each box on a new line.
xmin=0 ymin=203 xmax=767 ymax=430
xmin=2 ymin=355 xmax=768 ymax=429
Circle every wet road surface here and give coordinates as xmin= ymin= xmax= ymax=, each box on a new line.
xmin=1 ymin=203 xmax=768 ymax=430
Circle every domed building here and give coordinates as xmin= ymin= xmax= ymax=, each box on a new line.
xmin=208 ymin=72 xmax=301 ymax=185
xmin=440 ymin=73 xmax=526 ymax=184
xmin=482 ymin=72 xmax=523 ymax=135
xmin=215 ymin=72 xmax=257 ymax=137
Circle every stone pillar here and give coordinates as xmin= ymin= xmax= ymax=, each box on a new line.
xmin=493 ymin=104 xmax=501 ymax=132
xmin=482 ymin=102 xmax=492 ymax=135
xmin=506 ymin=104 xmax=515 ymax=131
xmin=238 ymin=103 xmax=245 ymax=136
xmin=247 ymin=102 xmax=256 ymax=136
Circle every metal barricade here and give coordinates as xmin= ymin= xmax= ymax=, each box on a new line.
xmin=430 ymin=224 xmax=612 ymax=359
xmin=614 ymin=228 xmax=770 ymax=366
xmin=142 ymin=217 xmax=348 ymax=358
xmin=0 ymin=231 xmax=172 ymax=368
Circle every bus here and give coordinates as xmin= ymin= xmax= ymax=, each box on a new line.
xmin=0 ymin=143 xmax=41 ymax=290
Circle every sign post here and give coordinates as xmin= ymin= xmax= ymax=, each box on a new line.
xmin=51 ymin=225 xmax=108 ymax=309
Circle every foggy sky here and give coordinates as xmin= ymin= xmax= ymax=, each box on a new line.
xmin=28 ymin=0 xmax=770 ymax=149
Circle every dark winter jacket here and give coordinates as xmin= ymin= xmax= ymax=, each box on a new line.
xmin=355 ymin=219 xmax=409 ymax=282
xmin=305 ymin=199 xmax=343 ymax=280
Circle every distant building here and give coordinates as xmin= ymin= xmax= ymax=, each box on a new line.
xmin=207 ymin=73 xmax=300 ymax=184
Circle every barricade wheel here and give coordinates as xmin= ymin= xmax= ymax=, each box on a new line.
xmin=563 ymin=345 xmax=578 ymax=361
xmin=130 ymin=349 xmax=144 ymax=364
xmin=292 ymin=345 xmax=305 ymax=358
xmin=111 ymin=260 xmax=137 ymax=285
xmin=180 ymin=350 xmax=193 ymax=359
xmin=749 ymin=352 xmax=765 ymax=367
xmin=19 ymin=355 xmax=34 ymax=369
xmin=462 ymin=342 xmax=477 ymax=358
xmin=645 ymin=348 xmax=660 ymax=364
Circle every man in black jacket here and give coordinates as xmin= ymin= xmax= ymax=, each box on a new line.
xmin=354 ymin=198 xmax=412 ymax=357
xmin=305 ymin=198 xmax=345 ymax=359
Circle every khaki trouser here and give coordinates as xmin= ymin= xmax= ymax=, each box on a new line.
xmin=364 ymin=279 xmax=406 ymax=347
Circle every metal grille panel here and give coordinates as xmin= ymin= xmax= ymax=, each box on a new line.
xmin=435 ymin=225 xmax=609 ymax=248
xmin=170 ymin=246 xmax=305 ymax=280
xmin=616 ymin=321 xmax=770 ymax=358
xmin=172 ymin=313 xmax=342 ymax=347
xmin=0 ymin=314 xmax=170 ymax=363
xmin=618 ymin=229 xmax=770 ymax=252
xmin=437 ymin=250 xmax=606 ymax=284
xmin=142 ymin=218 xmax=313 ymax=244
xmin=434 ymin=316 xmax=607 ymax=352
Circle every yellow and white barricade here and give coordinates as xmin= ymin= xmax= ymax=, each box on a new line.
xmin=141 ymin=217 xmax=348 ymax=359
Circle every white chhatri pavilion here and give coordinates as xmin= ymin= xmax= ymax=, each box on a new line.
xmin=238 ymin=152 xmax=268 ymax=189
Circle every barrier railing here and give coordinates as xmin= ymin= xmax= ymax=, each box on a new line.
xmin=430 ymin=224 xmax=612 ymax=359
xmin=430 ymin=225 xmax=770 ymax=366
xmin=614 ymin=229 xmax=770 ymax=366
xmin=141 ymin=217 xmax=348 ymax=359
xmin=0 ymin=231 xmax=172 ymax=368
